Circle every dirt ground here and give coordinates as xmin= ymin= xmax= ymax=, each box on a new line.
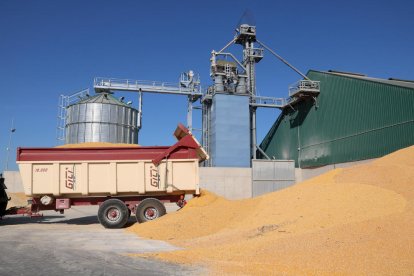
xmin=128 ymin=146 xmax=414 ymax=275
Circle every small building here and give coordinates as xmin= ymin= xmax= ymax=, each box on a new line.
xmin=260 ymin=70 xmax=414 ymax=170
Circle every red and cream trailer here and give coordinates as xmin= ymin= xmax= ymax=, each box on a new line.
xmin=13 ymin=124 xmax=208 ymax=228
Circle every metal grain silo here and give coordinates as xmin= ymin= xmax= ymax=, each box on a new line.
xmin=65 ymin=93 xmax=138 ymax=144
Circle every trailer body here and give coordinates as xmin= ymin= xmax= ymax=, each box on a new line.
xmin=18 ymin=152 xmax=200 ymax=197
xmin=12 ymin=124 xmax=208 ymax=228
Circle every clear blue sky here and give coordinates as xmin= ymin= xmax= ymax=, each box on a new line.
xmin=1 ymin=0 xmax=413 ymax=170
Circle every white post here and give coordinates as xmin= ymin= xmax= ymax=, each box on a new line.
xmin=5 ymin=119 xmax=16 ymax=171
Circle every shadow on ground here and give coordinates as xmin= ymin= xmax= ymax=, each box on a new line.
xmin=0 ymin=214 xmax=138 ymax=227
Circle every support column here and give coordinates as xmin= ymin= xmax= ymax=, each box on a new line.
xmin=187 ymin=97 xmax=193 ymax=133
xmin=245 ymin=40 xmax=258 ymax=161
xmin=251 ymin=106 xmax=257 ymax=160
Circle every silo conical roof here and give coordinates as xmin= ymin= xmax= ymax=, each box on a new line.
xmin=75 ymin=93 xmax=131 ymax=107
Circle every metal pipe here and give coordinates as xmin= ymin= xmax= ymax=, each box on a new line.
xmin=251 ymin=109 xmax=257 ymax=160
xmin=137 ymin=91 xmax=142 ymax=129
xmin=187 ymin=97 xmax=193 ymax=132
xmin=256 ymin=40 xmax=310 ymax=81
xmin=245 ymin=60 xmax=251 ymax=94
xmin=256 ymin=145 xmax=271 ymax=160
xmin=217 ymin=38 xmax=236 ymax=54
xmin=216 ymin=52 xmax=247 ymax=72
xmin=243 ymin=39 xmax=258 ymax=162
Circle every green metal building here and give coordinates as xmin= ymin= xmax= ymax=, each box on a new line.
xmin=260 ymin=70 xmax=414 ymax=168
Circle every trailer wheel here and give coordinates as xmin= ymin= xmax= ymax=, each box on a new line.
xmin=135 ymin=198 xmax=166 ymax=223
xmin=98 ymin=199 xmax=129 ymax=229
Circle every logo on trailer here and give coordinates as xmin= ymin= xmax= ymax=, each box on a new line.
xmin=65 ymin=167 xmax=76 ymax=190
xmin=149 ymin=166 xmax=160 ymax=188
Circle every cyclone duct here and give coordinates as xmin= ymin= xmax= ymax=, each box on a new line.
xmin=65 ymin=93 xmax=138 ymax=144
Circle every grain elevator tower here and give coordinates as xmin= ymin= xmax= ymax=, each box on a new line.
xmin=202 ymin=24 xmax=263 ymax=167
xmin=201 ymin=23 xmax=320 ymax=167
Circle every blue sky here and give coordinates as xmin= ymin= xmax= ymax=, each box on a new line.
xmin=1 ymin=0 xmax=413 ymax=170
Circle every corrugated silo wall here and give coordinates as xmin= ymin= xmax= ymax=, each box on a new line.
xmin=260 ymin=70 xmax=414 ymax=168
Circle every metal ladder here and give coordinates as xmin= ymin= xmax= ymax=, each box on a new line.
xmin=56 ymin=89 xmax=89 ymax=144
xmin=201 ymin=102 xmax=211 ymax=167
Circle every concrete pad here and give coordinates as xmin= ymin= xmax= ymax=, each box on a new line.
xmin=0 ymin=205 xmax=204 ymax=275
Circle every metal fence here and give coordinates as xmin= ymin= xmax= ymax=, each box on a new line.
xmin=252 ymin=160 xmax=296 ymax=197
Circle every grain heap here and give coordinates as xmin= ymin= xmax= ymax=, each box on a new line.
xmin=56 ymin=142 xmax=140 ymax=148
xmin=128 ymin=146 xmax=414 ymax=275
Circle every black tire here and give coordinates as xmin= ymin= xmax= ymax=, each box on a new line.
xmin=135 ymin=198 xmax=166 ymax=223
xmin=98 ymin=199 xmax=129 ymax=229
xmin=0 ymin=190 xmax=8 ymax=216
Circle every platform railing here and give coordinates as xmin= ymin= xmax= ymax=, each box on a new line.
xmin=245 ymin=48 xmax=264 ymax=59
xmin=251 ymin=95 xmax=287 ymax=108
xmin=288 ymin=80 xmax=320 ymax=97
xmin=94 ymin=77 xmax=203 ymax=95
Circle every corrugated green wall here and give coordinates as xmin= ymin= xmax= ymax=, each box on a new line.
xmin=260 ymin=70 xmax=414 ymax=168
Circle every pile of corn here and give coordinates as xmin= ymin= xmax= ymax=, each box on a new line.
xmin=128 ymin=146 xmax=414 ymax=275
xmin=56 ymin=142 xmax=140 ymax=148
